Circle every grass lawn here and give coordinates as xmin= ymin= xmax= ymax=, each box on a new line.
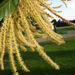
xmin=57 ymin=26 xmax=75 ymax=34
xmin=0 ymin=37 xmax=75 ymax=75
xmin=35 ymin=26 xmax=75 ymax=38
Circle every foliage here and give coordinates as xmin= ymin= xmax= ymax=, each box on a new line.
xmin=0 ymin=0 xmax=18 ymax=21
xmin=52 ymin=19 xmax=75 ymax=27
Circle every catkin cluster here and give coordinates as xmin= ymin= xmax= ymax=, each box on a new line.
xmin=0 ymin=0 xmax=74 ymax=75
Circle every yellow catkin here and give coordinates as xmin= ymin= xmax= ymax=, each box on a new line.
xmin=18 ymin=42 xmax=27 ymax=52
xmin=0 ymin=30 xmax=2 ymax=69
xmin=10 ymin=15 xmax=30 ymax=72
xmin=0 ymin=18 xmax=8 ymax=70
xmin=57 ymin=11 xmax=62 ymax=13
xmin=61 ymin=0 xmax=67 ymax=8
xmin=18 ymin=0 xmax=60 ymax=69
xmin=28 ymin=39 xmax=35 ymax=52
xmin=41 ymin=14 xmax=53 ymax=27
xmin=0 ymin=0 xmax=73 ymax=75
xmin=25 ymin=0 xmax=65 ymax=44
xmin=53 ymin=5 xmax=62 ymax=9
xmin=47 ymin=2 xmax=52 ymax=6
xmin=33 ymin=1 xmax=46 ymax=14
xmin=15 ymin=28 xmax=35 ymax=47
xmin=7 ymin=16 xmax=18 ymax=75
xmin=40 ymin=1 xmax=75 ymax=26
xmin=33 ymin=32 xmax=47 ymax=38
xmin=0 ymin=22 xmax=6 ymax=70
xmin=13 ymin=20 xmax=34 ymax=47
xmin=52 ymin=10 xmax=62 ymax=13
xmin=27 ymin=18 xmax=38 ymax=32
xmin=44 ymin=0 xmax=49 ymax=1
xmin=18 ymin=5 xmax=43 ymax=49
xmin=46 ymin=13 xmax=54 ymax=19
xmin=12 ymin=10 xmax=35 ymax=48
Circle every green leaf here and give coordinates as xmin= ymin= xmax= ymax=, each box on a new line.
xmin=0 ymin=0 xmax=19 ymax=21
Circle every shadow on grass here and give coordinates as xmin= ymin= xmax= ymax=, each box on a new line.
xmin=16 ymin=49 xmax=75 ymax=60
xmin=3 ymin=48 xmax=75 ymax=61
xmin=19 ymin=68 xmax=75 ymax=75
xmin=2 ymin=50 xmax=75 ymax=75
xmin=0 ymin=70 xmax=12 ymax=75
xmin=0 ymin=68 xmax=75 ymax=75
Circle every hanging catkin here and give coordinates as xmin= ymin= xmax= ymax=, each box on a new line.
xmin=0 ymin=0 xmax=74 ymax=75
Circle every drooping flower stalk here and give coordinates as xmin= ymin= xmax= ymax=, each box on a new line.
xmin=0 ymin=0 xmax=74 ymax=75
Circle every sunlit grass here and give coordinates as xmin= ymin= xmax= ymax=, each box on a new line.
xmin=57 ymin=26 xmax=75 ymax=34
xmin=35 ymin=26 xmax=75 ymax=38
